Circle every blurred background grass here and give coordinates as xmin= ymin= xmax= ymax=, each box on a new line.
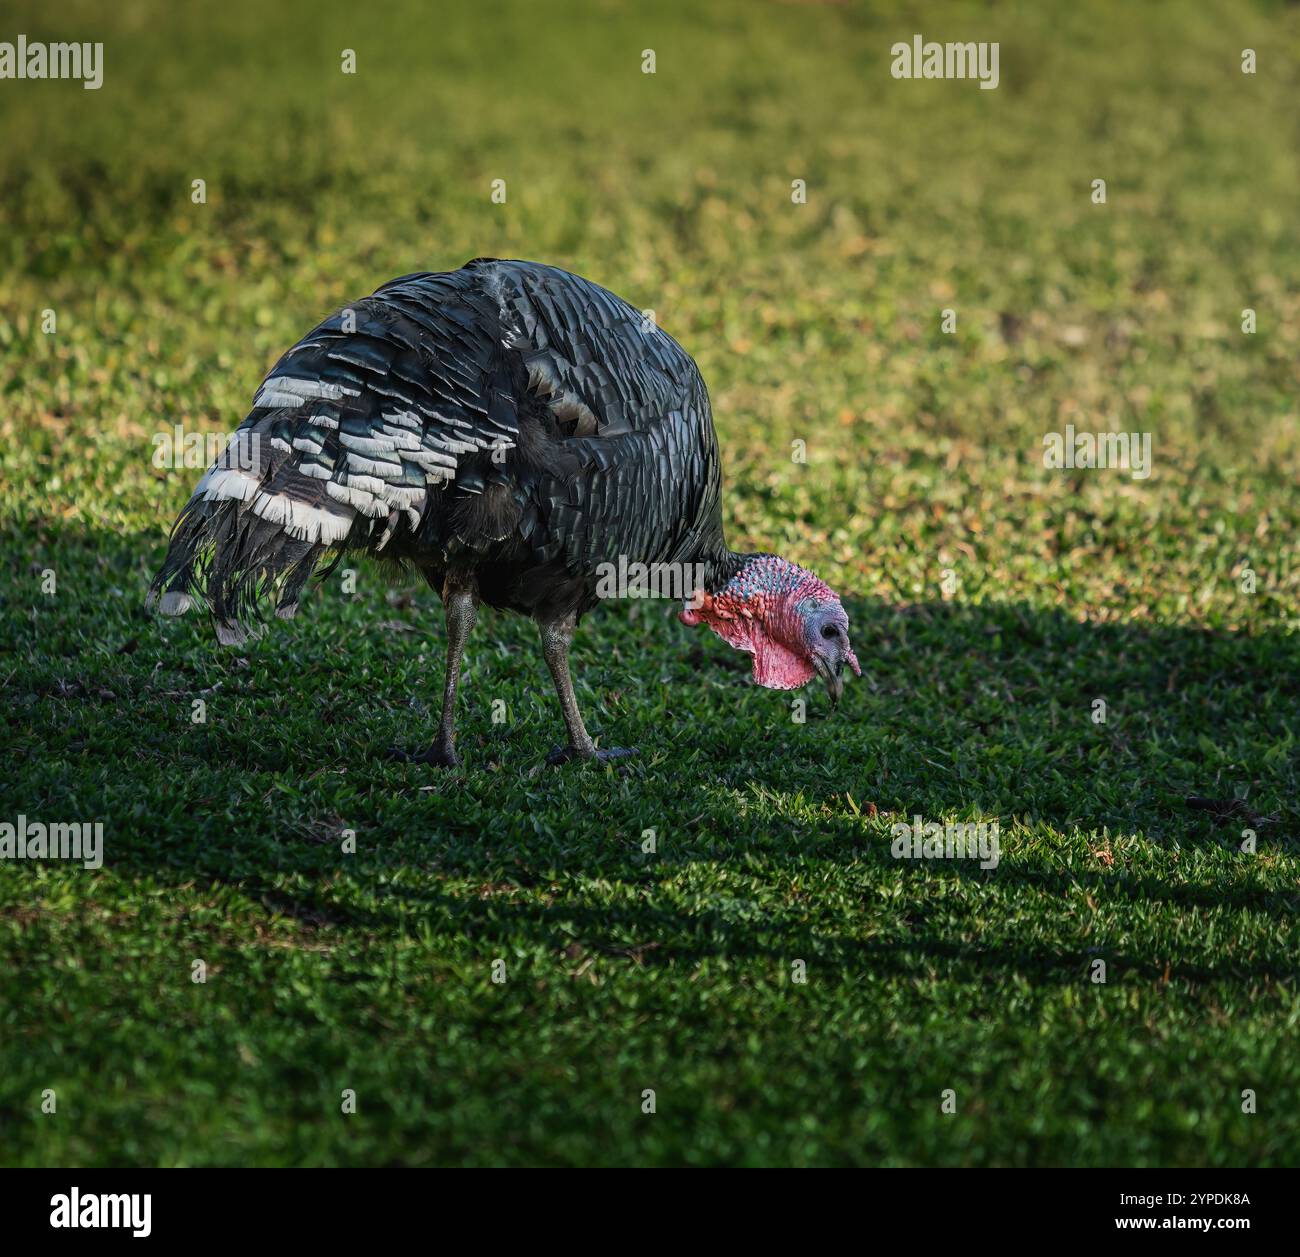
xmin=2 ymin=0 xmax=1299 ymax=1168
xmin=3 ymin=0 xmax=1298 ymax=622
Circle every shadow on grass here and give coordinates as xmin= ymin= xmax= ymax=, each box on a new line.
xmin=356 ymin=882 xmax=1300 ymax=986
xmin=5 ymin=517 xmax=1299 ymax=983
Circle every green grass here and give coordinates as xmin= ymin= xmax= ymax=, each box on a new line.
xmin=2 ymin=0 xmax=1299 ymax=1166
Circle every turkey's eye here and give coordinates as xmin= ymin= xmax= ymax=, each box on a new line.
xmin=821 ymin=624 xmax=840 ymax=640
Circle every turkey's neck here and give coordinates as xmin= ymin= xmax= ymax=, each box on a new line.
xmin=704 ymin=547 xmax=753 ymax=594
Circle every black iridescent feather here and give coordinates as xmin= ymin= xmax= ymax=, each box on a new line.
xmin=149 ymin=258 xmax=747 ymax=636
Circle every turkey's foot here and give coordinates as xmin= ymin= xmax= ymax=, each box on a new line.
xmin=545 ymin=743 xmax=638 ymax=766
xmin=386 ymin=742 xmax=461 ymax=768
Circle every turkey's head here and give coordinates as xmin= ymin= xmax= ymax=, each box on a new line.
xmin=679 ymin=555 xmax=861 ymax=706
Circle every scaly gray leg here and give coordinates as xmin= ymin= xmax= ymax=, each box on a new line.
xmin=389 ymin=577 xmax=477 ymax=767
xmin=539 ymin=613 xmax=636 ymax=765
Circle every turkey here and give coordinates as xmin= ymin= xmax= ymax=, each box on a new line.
xmin=148 ymin=259 xmax=860 ymax=764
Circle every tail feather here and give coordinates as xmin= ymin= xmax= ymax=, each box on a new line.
xmin=147 ymin=496 xmax=329 ymax=641
xmin=148 ymin=409 xmax=357 ymax=641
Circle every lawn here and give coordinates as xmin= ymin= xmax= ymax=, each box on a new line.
xmin=1 ymin=0 xmax=1298 ymax=1167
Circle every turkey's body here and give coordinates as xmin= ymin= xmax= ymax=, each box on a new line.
xmin=151 ymin=258 xmax=748 ymax=763
xmin=154 ymin=258 xmax=741 ymax=627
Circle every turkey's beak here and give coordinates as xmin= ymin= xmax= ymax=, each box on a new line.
xmin=814 ymin=657 xmax=844 ymax=708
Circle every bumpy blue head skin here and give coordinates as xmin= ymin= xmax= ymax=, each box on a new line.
xmin=717 ymin=554 xmax=817 ymax=601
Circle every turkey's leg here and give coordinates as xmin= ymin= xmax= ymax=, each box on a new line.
xmin=539 ymin=613 xmax=636 ymax=765
xmin=389 ymin=577 xmax=477 ymax=767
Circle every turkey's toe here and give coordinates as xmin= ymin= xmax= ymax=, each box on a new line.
xmin=387 ymin=743 xmax=461 ymax=768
